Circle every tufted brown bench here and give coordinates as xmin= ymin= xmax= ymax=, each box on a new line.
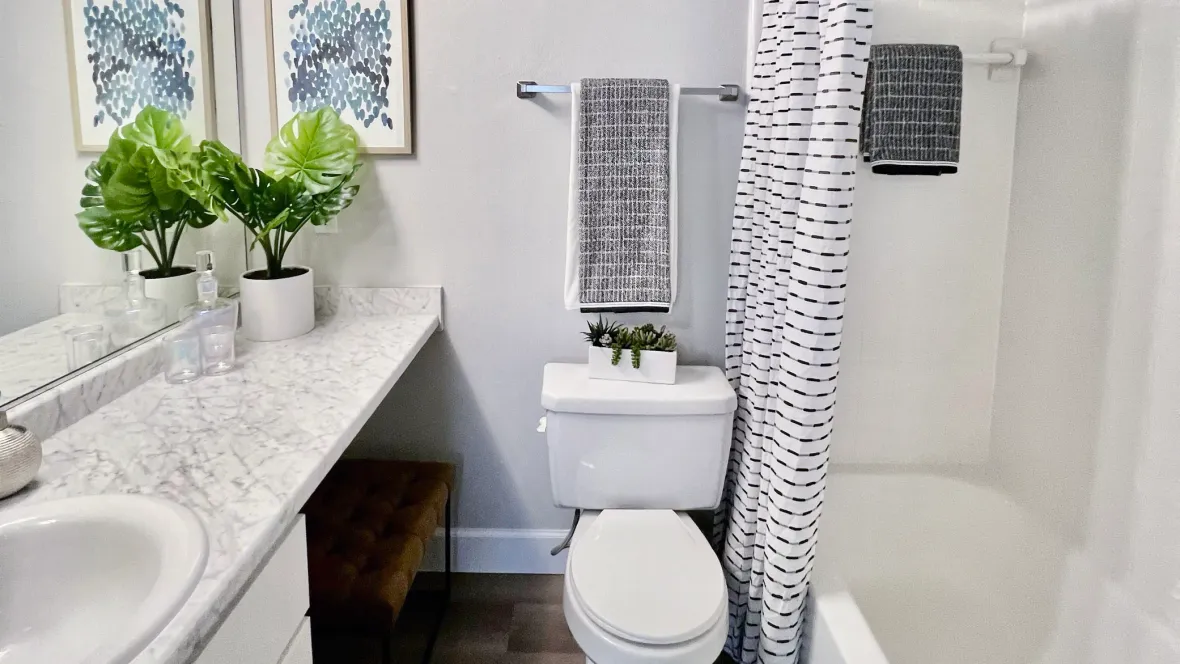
xmin=303 ymin=459 xmax=453 ymax=663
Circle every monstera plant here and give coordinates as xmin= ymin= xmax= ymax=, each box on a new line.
xmin=77 ymin=106 xmax=221 ymax=278
xmin=200 ymin=107 xmax=361 ymax=341
xmin=201 ymin=107 xmax=360 ymax=280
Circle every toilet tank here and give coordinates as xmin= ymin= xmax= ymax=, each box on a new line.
xmin=541 ymin=363 xmax=737 ymax=510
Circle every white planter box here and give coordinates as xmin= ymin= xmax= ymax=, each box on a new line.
xmin=587 ymin=346 xmax=677 ymax=384
xmin=240 ymin=266 xmax=315 ymax=342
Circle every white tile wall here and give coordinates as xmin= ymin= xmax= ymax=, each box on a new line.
xmin=990 ymin=0 xmax=1139 ymax=544
xmin=993 ymin=0 xmax=1180 ymax=657
xmin=833 ymin=0 xmax=1026 ymax=465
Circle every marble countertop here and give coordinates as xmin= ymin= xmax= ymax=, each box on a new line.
xmin=0 ymin=312 xmax=105 ymax=407
xmin=0 ymin=312 xmax=439 ymax=664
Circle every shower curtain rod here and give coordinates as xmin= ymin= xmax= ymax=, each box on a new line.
xmin=516 ymin=47 xmax=1026 ymax=102
xmin=963 ymin=49 xmax=1028 ymax=66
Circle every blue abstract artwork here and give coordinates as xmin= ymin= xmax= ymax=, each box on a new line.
xmin=83 ymin=0 xmax=194 ymax=126
xmin=67 ymin=0 xmax=211 ymax=150
xmin=270 ymin=0 xmax=411 ymax=153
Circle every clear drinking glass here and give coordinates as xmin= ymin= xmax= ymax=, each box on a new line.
xmin=199 ymin=322 xmax=236 ymax=376
xmin=64 ymin=324 xmax=109 ymax=371
xmin=163 ymin=325 xmax=202 ymax=384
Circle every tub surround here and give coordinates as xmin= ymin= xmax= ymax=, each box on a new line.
xmin=0 ymin=290 xmax=441 ymax=664
xmin=814 ymin=472 xmax=1070 ymax=664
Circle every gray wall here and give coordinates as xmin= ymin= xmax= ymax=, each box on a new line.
xmin=253 ymin=2 xmax=749 ymax=531
xmin=0 ymin=2 xmax=246 ymax=336
xmin=0 ymin=1 xmax=97 ymax=334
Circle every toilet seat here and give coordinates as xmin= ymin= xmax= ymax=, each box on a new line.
xmin=568 ymin=509 xmax=726 ymax=646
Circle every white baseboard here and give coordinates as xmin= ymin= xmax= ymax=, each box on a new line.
xmin=421 ymin=528 xmax=569 ymax=574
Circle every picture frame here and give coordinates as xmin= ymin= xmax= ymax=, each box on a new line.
xmin=265 ymin=0 xmax=414 ymax=155
xmin=62 ymin=0 xmax=216 ymax=152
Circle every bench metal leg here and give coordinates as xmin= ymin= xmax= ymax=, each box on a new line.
xmin=420 ymin=491 xmax=452 ymax=663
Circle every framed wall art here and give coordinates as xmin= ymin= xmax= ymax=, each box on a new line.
xmin=266 ymin=0 xmax=413 ymax=155
xmin=63 ymin=0 xmax=215 ymax=151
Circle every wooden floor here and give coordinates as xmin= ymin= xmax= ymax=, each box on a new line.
xmin=313 ymin=573 xmax=580 ymax=663
xmin=312 ymin=573 xmax=736 ymax=664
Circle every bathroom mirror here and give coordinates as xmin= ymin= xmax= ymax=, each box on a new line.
xmin=0 ymin=1 xmax=246 ymax=409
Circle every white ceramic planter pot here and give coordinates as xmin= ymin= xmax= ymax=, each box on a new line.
xmin=240 ymin=266 xmax=315 ymax=342
xmin=143 ymin=266 xmax=197 ymax=324
xmin=587 ymin=346 xmax=678 ymax=384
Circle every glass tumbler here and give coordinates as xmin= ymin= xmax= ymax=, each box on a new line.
xmin=64 ymin=324 xmax=109 ymax=371
xmin=197 ymin=304 xmax=237 ymax=376
xmin=199 ymin=324 xmax=236 ymax=375
xmin=163 ymin=325 xmax=202 ymax=384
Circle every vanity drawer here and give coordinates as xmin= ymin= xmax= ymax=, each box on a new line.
xmin=195 ymin=516 xmax=310 ymax=664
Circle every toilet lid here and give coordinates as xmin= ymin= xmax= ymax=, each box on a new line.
xmin=569 ymin=510 xmax=726 ymax=645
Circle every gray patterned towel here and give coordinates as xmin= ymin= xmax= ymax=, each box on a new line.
xmin=571 ymin=78 xmax=674 ymax=313
xmin=861 ymin=44 xmax=963 ymax=175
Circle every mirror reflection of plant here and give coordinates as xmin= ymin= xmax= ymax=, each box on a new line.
xmin=76 ymin=107 xmax=222 ymax=277
xmin=200 ymin=108 xmax=361 ymax=280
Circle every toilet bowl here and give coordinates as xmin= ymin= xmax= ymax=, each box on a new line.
xmin=561 ymin=509 xmax=728 ymax=664
xmin=540 ymin=363 xmax=737 ymax=663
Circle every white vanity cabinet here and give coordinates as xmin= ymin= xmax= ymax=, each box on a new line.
xmin=195 ymin=517 xmax=311 ymax=664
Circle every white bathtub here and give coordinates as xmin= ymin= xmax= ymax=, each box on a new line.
xmin=807 ymin=472 xmax=1068 ymax=664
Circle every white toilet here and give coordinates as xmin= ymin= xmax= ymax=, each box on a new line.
xmin=541 ymin=363 xmax=738 ymax=664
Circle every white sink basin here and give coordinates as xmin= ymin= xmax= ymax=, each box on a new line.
xmin=0 ymin=495 xmax=208 ymax=664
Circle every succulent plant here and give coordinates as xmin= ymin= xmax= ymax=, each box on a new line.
xmin=584 ymin=319 xmax=678 ymax=369
xmin=583 ymin=316 xmax=625 ymax=348
xmin=654 ymin=329 xmax=677 ymax=352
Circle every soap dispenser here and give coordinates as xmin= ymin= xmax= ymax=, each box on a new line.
xmin=179 ymin=250 xmax=237 ymax=375
xmin=104 ymin=250 xmax=167 ymax=348
xmin=0 ymin=411 xmax=40 ymax=500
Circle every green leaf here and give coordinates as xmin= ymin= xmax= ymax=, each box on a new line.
xmin=202 ymin=141 xmax=261 ymax=225
xmin=100 ymin=136 xmax=140 ymax=169
xmin=117 ymin=106 xmax=192 ymax=152
xmin=202 ymin=141 xmax=308 ymax=236
xmin=165 ymin=152 xmax=222 ymax=216
xmin=76 ymin=206 xmax=143 ymax=253
xmin=299 ymin=165 xmax=361 ymax=229
xmin=80 ymin=162 xmax=106 ymax=209
xmin=250 ymin=209 xmax=291 ymax=250
xmin=182 ymin=202 xmax=221 ymax=230
xmin=148 ymin=158 xmax=186 ymax=211
xmin=102 ymin=109 xmax=210 ymax=219
xmin=103 ymin=158 xmax=157 ymax=221
xmin=77 ymin=107 xmax=221 ymax=268
xmin=263 ymin=107 xmax=358 ymax=195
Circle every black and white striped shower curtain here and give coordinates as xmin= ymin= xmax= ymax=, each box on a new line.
xmin=716 ymin=1 xmax=872 ymax=662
